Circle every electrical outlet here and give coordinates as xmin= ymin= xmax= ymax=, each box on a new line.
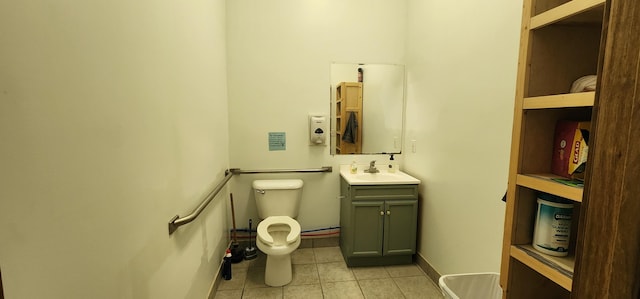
xmin=411 ymin=140 xmax=417 ymax=153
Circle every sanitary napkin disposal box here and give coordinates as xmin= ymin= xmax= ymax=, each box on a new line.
xmin=551 ymin=121 xmax=590 ymax=180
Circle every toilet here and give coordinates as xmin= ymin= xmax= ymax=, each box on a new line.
xmin=252 ymin=179 xmax=303 ymax=287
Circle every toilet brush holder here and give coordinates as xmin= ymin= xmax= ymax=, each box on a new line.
xmin=245 ymin=219 xmax=258 ymax=260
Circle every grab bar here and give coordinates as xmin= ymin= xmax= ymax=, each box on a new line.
xmin=168 ymin=170 xmax=233 ymax=235
xmin=229 ymin=166 xmax=332 ymax=174
xmin=168 ymin=166 xmax=332 ymax=235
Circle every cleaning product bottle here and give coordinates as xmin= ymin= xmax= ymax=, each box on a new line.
xmin=350 ymin=160 xmax=358 ymax=174
xmin=388 ymin=154 xmax=397 ymax=173
xmin=222 ymin=249 xmax=232 ymax=280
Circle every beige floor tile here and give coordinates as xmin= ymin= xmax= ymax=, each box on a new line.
xmin=232 ymin=259 xmax=252 ymax=270
xmin=312 ymin=237 xmax=339 ymax=247
xmin=217 ymin=268 xmax=248 ymax=290
xmin=283 ymin=284 xmax=323 ymax=299
xmin=291 ymin=248 xmax=316 ymax=264
xmin=214 ymin=242 xmax=444 ymax=299
xmin=298 ymin=239 xmax=313 ymax=248
xmin=313 ymin=246 xmax=344 ymax=263
xmin=289 ymin=264 xmax=320 ymax=286
xmin=213 ymin=289 xmax=243 ymax=299
xmin=394 ymin=276 xmax=444 ymax=299
xmin=358 ymin=278 xmax=405 ymax=299
xmin=244 ymin=267 xmax=268 ymax=289
xmin=351 ymin=266 xmax=390 ymax=280
xmin=316 ymin=261 xmax=355 ymax=283
xmin=241 ymin=287 xmax=283 ymax=299
xmin=321 ymin=281 xmax=364 ymax=299
xmin=385 ymin=264 xmax=425 ymax=277
xmin=247 ymin=252 xmax=267 ymax=268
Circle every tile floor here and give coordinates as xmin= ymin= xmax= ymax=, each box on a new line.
xmin=213 ymin=246 xmax=444 ymax=299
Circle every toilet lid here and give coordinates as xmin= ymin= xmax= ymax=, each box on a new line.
xmin=257 ymin=216 xmax=301 ymax=245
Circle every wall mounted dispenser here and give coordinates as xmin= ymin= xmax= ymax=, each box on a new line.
xmin=309 ymin=115 xmax=327 ymax=145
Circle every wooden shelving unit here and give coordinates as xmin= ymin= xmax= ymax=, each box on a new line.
xmin=522 ymin=92 xmax=595 ymax=109
xmin=500 ymin=0 xmax=607 ymax=298
xmin=335 ymin=82 xmax=362 ymax=154
xmin=515 ymin=174 xmax=583 ymax=202
xmin=503 ymin=0 xmax=640 ymax=296
xmin=510 ymin=245 xmax=574 ymax=291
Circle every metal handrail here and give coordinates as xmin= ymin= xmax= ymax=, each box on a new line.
xmin=229 ymin=166 xmax=332 ymax=174
xmin=168 ymin=170 xmax=233 ymax=235
xmin=168 ymin=166 xmax=332 ymax=235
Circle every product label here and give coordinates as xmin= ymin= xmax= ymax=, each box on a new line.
xmin=573 ymin=140 xmax=581 ymax=163
xmin=534 ymin=203 xmax=572 ymax=253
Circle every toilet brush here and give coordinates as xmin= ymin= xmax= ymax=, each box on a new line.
xmin=229 ymin=193 xmax=245 ymax=263
xmin=244 ymin=219 xmax=258 ymax=260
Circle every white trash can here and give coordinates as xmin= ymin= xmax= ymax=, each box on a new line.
xmin=438 ymin=272 xmax=502 ymax=299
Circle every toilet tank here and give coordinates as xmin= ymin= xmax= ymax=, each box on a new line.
xmin=253 ymin=179 xmax=304 ymax=219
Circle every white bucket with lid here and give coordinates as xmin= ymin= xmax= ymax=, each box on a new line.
xmin=532 ymin=193 xmax=573 ymax=256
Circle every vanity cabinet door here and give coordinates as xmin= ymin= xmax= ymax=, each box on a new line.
xmin=351 ymin=200 xmax=385 ymax=257
xmin=384 ymin=199 xmax=418 ymax=256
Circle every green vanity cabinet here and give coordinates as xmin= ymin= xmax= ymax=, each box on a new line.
xmin=339 ymin=177 xmax=419 ymax=266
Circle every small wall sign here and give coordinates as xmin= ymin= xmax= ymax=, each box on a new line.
xmin=268 ymin=132 xmax=286 ymax=151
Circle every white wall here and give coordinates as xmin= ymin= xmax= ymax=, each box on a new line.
xmin=0 ymin=1 xmax=525 ymax=297
xmin=226 ymin=0 xmax=407 ymax=231
xmin=403 ymin=0 xmax=522 ymax=274
xmin=0 ymin=1 xmax=229 ymax=298
xmin=360 ymin=64 xmax=404 ymax=153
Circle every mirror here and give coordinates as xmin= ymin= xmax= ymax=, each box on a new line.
xmin=330 ymin=63 xmax=405 ymax=155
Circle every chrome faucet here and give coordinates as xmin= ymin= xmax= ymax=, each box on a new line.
xmin=365 ymin=160 xmax=379 ymax=173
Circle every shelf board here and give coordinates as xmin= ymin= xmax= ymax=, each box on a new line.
xmin=511 ymin=245 xmax=574 ymax=291
xmin=523 ymin=92 xmax=595 ymax=109
xmin=516 ymin=174 xmax=583 ymax=202
xmin=531 ymin=0 xmax=605 ymax=29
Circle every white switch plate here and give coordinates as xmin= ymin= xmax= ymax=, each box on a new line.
xmin=411 ymin=140 xmax=417 ymax=153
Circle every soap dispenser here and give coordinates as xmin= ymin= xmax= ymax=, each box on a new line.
xmin=350 ymin=160 xmax=358 ymax=174
xmin=388 ymin=154 xmax=397 ymax=173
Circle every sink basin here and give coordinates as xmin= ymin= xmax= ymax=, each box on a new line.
xmin=340 ymin=165 xmax=420 ymax=185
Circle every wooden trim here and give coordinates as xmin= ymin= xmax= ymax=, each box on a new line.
xmin=523 ymin=92 xmax=595 ymax=109
xmin=1 ymin=268 xmax=3 ymax=299
xmin=511 ymin=245 xmax=573 ymax=291
xmin=572 ymin=0 xmax=640 ymax=297
xmin=531 ymin=0 xmax=605 ymax=29
xmin=500 ymin=0 xmax=533 ymax=292
xmin=516 ymin=174 xmax=583 ymax=202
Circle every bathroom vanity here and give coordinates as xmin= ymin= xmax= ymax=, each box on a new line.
xmin=339 ymin=165 xmax=420 ymax=266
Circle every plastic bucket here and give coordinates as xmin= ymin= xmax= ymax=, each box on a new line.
xmin=439 ymin=272 xmax=501 ymax=299
xmin=532 ymin=193 xmax=573 ymax=256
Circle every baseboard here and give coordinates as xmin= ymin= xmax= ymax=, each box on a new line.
xmin=415 ymin=252 xmax=441 ymax=286
xmin=206 ymin=266 xmax=223 ymax=299
xmin=206 ymin=241 xmax=231 ymax=299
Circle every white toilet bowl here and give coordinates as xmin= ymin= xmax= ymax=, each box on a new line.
xmin=256 ymin=216 xmax=301 ymax=286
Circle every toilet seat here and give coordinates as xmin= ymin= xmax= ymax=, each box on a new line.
xmin=257 ymin=216 xmax=301 ymax=245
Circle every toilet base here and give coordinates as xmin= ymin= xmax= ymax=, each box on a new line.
xmin=264 ymin=253 xmax=292 ymax=286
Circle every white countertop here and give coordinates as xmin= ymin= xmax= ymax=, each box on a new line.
xmin=339 ymin=165 xmax=421 ymax=185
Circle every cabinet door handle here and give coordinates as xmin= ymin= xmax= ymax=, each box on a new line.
xmin=386 ymin=210 xmax=391 ymax=215
xmin=380 ymin=211 xmax=384 ymax=216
